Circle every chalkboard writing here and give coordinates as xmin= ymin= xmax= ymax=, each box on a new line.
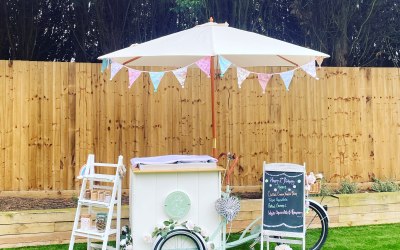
xmin=263 ymin=168 xmax=305 ymax=233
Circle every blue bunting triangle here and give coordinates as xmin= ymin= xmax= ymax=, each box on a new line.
xmin=149 ymin=72 xmax=165 ymax=92
xmin=218 ymin=56 xmax=232 ymax=77
xmin=101 ymin=59 xmax=109 ymax=73
xmin=280 ymin=70 xmax=295 ymax=91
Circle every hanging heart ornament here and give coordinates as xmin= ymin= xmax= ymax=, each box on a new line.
xmin=215 ymin=196 xmax=241 ymax=222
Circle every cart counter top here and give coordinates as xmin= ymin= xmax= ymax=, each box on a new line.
xmin=131 ymin=165 xmax=225 ymax=174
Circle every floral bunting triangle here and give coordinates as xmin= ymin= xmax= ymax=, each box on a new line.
xmin=149 ymin=72 xmax=165 ymax=92
xmin=316 ymin=56 xmax=324 ymax=68
xmin=128 ymin=69 xmax=141 ymax=88
xmin=101 ymin=59 xmax=109 ymax=73
xmin=236 ymin=67 xmax=251 ymax=89
xmin=110 ymin=62 xmax=123 ymax=80
xmin=257 ymin=73 xmax=272 ymax=94
xmin=280 ymin=70 xmax=295 ymax=91
xmin=195 ymin=56 xmax=211 ymax=77
xmin=172 ymin=66 xmax=188 ymax=88
xmin=301 ymin=61 xmax=318 ymax=80
xmin=218 ymin=56 xmax=232 ymax=77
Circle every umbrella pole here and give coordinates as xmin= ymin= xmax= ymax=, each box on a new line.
xmin=211 ymin=56 xmax=217 ymax=158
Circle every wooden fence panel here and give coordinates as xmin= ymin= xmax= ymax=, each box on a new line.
xmin=0 ymin=61 xmax=5 ymax=191
xmin=0 ymin=61 xmax=400 ymax=191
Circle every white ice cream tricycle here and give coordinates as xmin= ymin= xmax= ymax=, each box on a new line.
xmin=130 ymin=154 xmax=328 ymax=250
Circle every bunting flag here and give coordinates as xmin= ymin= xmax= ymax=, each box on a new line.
xmin=172 ymin=66 xmax=188 ymax=88
xmin=316 ymin=56 xmax=324 ymax=68
xmin=195 ymin=56 xmax=211 ymax=77
xmin=103 ymin=57 xmax=324 ymax=92
xmin=280 ymin=70 xmax=295 ymax=91
xmin=236 ymin=67 xmax=251 ymax=89
xmin=110 ymin=62 xmax=123 ymax=80
xmin=128 ymin=69 xmax=141 ymax=88
xmin=101 ymin=59 xmax=109 ymax=73
xmin=301 ymin=61 xmax=318 ymax=79
xmin=257 ymin=73 xmax=272 ymax=94
xmin=218 ymin=56 xmax=232 ymax=77
xmin=149 ymin=72 xmax=165 ymax=92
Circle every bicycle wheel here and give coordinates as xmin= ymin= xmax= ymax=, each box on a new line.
xmin=305 ymin=200 xmax=329 ymax=250
xmin=153 ymin=228 xmax=206 ymax=250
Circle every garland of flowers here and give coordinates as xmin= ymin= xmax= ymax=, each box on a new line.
xmin=123 ymin=221 xmax=295 ymax=250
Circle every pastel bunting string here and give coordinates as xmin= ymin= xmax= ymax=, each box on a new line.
xmin=228 ymin=56 xmax=318 ymax=92
xmin=102 ymin=55 xmax=320 ymax=93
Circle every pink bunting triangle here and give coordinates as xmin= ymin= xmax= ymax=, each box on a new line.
xmin=301 ymin=61 xmax=318 ymax=79
xmin=236 ymin=67 xmax=251 ymax=89
xmin=172 ymin=66 xmax=188 ymax=88
xmin=110 ymin=62 xmax=123 ymax=80
xmin=195 ymin=56 xmax=211 ymax=77
xmin=128 ymin=69 xmax=141 ymax=88
xmin=257 ymin=73 xmax=272 ymax=94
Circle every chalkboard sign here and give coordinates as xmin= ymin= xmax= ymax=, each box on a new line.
xmin=262 ymin=163 xmax=305 ymax=235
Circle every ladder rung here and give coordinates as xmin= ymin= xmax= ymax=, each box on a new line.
xmin=90 ymin=243 xmax=116 ymax=250
xmin=93 ymin=163 xmax=119 ymax=167
xmin=84 ymin=174 xmax=116 ymax=182
xmin=78 ymin=199 xmax=117 ymax=208
xmin=74 ymin=228 xmax=117 ymax=238
xmin=93 ymin=185 xmax=114 ymax=190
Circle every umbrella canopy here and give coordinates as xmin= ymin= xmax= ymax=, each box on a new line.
xmin=99 ymin=21 xmax=329 ymax=67
xmin=99 ymin=20 xmax=329 ymax=157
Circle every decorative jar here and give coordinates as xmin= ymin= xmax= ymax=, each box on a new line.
xmin=91 ymin=190 xmax=98 ymax=201
xmin=104 ymin=191 xmax=111 ymax=203
xmin=96 ymin=212 xmax=107 ymax=232
xmin=80 ymin=214 xmax=91 ymax=230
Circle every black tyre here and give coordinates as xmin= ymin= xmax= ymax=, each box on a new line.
xmin=305 ymin=200 xmax=329 ymax=250
xmin=153 ymin=228 xmax=206 ymax=250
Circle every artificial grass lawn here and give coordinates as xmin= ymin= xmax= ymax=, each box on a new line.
xmin=11 ymin=223 xmax=400 ymax=250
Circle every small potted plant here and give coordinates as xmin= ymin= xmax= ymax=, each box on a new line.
xmin=120 ymin=225 xmax=133 ymax=250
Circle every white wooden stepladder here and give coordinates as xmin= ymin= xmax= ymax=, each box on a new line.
xmin=69 ymin=154 xmax=125 ymax=250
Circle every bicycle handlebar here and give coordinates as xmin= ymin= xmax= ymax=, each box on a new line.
xmin=218 ymin=152 xmax=239 ymax=186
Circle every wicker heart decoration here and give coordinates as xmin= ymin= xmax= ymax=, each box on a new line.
xmin=215 ymin=196 xmax=241 ymax=222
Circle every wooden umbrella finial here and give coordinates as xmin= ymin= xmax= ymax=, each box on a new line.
xmin=209 ymin=17 xmax=214 ymax=22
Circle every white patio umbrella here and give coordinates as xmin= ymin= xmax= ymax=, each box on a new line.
xmin=99 ymin=20 xmax=329 ymax=157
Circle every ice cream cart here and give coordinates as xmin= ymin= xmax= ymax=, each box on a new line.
xmin=130 ymin=155 xmax=223 ymax=249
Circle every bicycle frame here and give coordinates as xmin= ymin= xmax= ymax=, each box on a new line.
xmin=208 ymin=193 xmax=329 ymax=249
xmin=210 ymin=153 xmax=330 ymax=250
xmin=208 ymin=184 xmax=261 ymax=250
